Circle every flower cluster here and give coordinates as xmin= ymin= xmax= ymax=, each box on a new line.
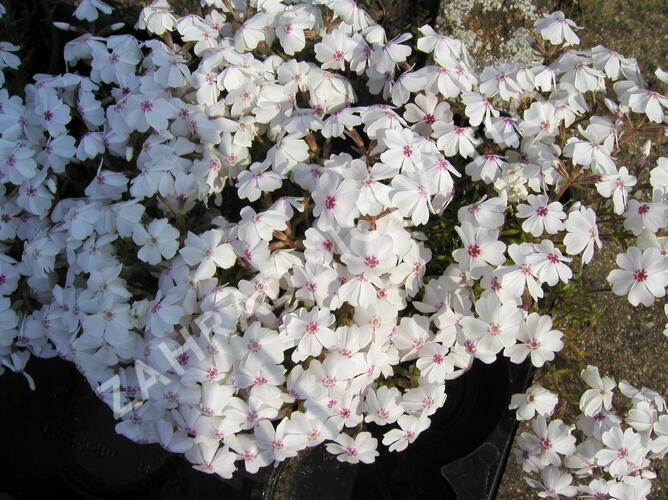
xmin=0 ymin=0 xmax=666 ymax=494
xmin=511 ymin=368 xmax=668 ymax=499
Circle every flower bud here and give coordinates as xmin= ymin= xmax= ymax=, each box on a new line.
xmin=53 ymin=22 xmax=73 ymax=31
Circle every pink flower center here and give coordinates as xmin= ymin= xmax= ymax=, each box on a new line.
xmin=402 ymin=145 xmax=413 ymax=157
xmin=638 ymin=204 xmax=650 ymax=214
xmin=423 ymin=113 xmax=435 ymax=124
xmin=283 ymin=23 xmax=292 ymax=33
xmin=633 ymin=269 xmax=648 ymax=282
xmin=140 ymin=100 xmax=153 ymax=112
xmin=306 ymin=321 xmax=319 ymax=334
xmin=364 ymin=255 xmax=379 ymax=268
xmin=307 ymin=430 xmax=320 ymax=441
xmin=540 ymin=438 xmax=552 ymax=450
xmin=333 ymin=50 xmax=345 ymax=61
xmin=344 ymin=447 xmax=358 ymax=457
xmin=325 ymin=195 xmax=336 ymax=210
xmin=432 ymin=353 xmax=444 ymax=364
xmin=467 ymin=244 xmax=481 ymax=257
xmin=306 ymin=281 xmax=318 ymax=292
xmin=535 ymin=206 xmax=548 ymax=217
xmin=528 ymin=338 xmax=541 ymax=350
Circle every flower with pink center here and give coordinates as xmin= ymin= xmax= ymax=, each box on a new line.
xmin=382 ymin=415 xmax=430 ymax=452
xmin=179 ymin=229 xmax=236 ymax=281
xmin=282 ymin=307 xmax=336 ymax=362
xmin=314 ymin=29 xmax=355 ymax=71
xmin=523 ymin=415 xmax=576 ymax=469
xmin=623 ymin=198 xmax=667 ymax=236
xmin=579 ymin=365 xmax=616 ymax=417
xmin=534 ymin=10 xmax=580 ymax=45
xmin=341 ymin=229 xmax=397 ymax=280
xmin=416 ymin=342 xmax=454 ymax=383
xmin=509 ymin=384 xmax=559 ymax=421
xmin=453 ymin=222 xmax=506 ymax=279
xmin=517 ymin=194 xmax=566 ymax=237
xmin=391 ymin=173 xmax=435 ymax=225
xmin=364 ymin=386 xmax=403 ymax=425
xmin=326 ymin=431 xmax=379 ymax=464
xmin=380 ymin=128 xmax=424 ymax=173
xmin=505 ymin=312 xmax=564 ymax=368
xmin=595 ymin=426 xmax=644 ymax=478
xmin=313 ymin=175 xmax=359 ymax=231
xmin=607 ymin=246 xmax=668 ymax=306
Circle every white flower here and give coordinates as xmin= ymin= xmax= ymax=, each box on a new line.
xmin=282 ymin=307 xmax=337 ymax=362
xmin=526 ymin=240 xmax=572 ymax=286
xmin=516 ymin=194 xmax=566 ymax=237
xmin=595 ymin=426 xmax=645 ymax=478
xmin=326 ymin=431 xmax=379 ymax=464
xmin=132 ymin=218 xmax=179 ymax=265
xmin=74 ymin=0 xmax=113 ymax=22
xmin=453 ymin=222 xmax=506 ymax=279
xmin=509 ymin=384 xmax=559 ymax=421
xmin=525 ymin=465 xmax=577 ymax=498
xmin=607 ymin=247 xmax=668 ymax=307
xmin=579 ymin=365 xmax=616 ymax=417
xmin=623 ymin=199 xmax=667 ymax=236
xmin=382 ymin=414 xmax=430 ymax=452
xmin=363 ymin=386 xmax=404 ymax=425
xmin=504 ymin=313 xmax=563 ymax=368
xmin=461 ymin=293 xmax=523 ymax=362
xmin=315 ymin=29 xmax=355 ymax=71
xmin=534 ymin=11 xmax=580 ymax=46
xmin=371 ymin=33 xmax=412 ymax=73
xmin=433 ymin=123 xmax=481 ymax=159
xmin=523 ymin=415 xmax=576 ymax=468
xmin=275 ymin=10 xmax=312 ymax=56
xmin=136 ymin=0 xmax=176 ymax=36
xmin=391 ymin=173 xmax=434 ymax=226
xmin=416 ymin=342 xmax=454 ymax=382
xmin=563 ymin=206 xmax=601 ymax=264
xmin=596 ymin=166 xmax=637 ymax=215
xmin=179 ymin=229 xmax=236 ymax=281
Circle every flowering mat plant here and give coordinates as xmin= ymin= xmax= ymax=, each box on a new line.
xmin=0 ymin=0 xmax=667 ymax=497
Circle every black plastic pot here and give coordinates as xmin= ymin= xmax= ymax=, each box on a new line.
xmin=262 ymin=358 xmax=534 ymax=500
xmin=0 ymin=356 xmax=531 ymax=499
